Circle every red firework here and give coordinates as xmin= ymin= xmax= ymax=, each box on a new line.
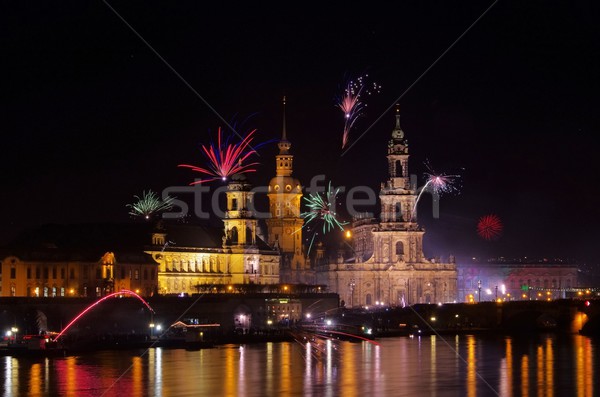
xmin=178 ymin=127 xmax=260 ymax=184
xmin=477 ymin=214 xmax=503 ymax=241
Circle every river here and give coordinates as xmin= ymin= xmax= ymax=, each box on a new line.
xmin=1 ymin=333 xmax=598 ymax=396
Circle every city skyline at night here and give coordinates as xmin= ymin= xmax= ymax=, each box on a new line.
xmin=2 ymin=2 xmax=598 ymax=265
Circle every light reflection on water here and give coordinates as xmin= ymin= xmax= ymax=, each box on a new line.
xmin=1 ymin=334 xmax=598 ymax=396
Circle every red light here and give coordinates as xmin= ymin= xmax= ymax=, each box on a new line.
xmin=585 ymin=301 xmax=591 ymax=307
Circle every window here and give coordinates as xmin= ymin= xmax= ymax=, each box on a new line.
xmin=10 ymin=267 xmax=16 ymax=279
xmin=96 ymin=268 xmax=102 ymax=279
xmin=134 ymin=270 xmax=139 ymax=280
xmin=246 ymin=227 xmax=252 ymax=244
xmin=69 ymin=269 xmax=75 ymax=279
xmin=83 ymin=267 xmax=89 ymax=280
xmin=43 ymin=287 xmax=48 ymax=297
xmin=60 ymin=268 xmax=65 ymax=279
xmin=96 ymin=287 xmax=101 ymax=297
xmin=60 ymin=287 xmax=65 ymax=297
xmin=43 ymin=267 xmax=49 ymax=279
xmin=36 ymin=267 xmax=41 ymax=279
xmin=52 ymin=266 xmax=57 ymax=279
xmin=143 ymin=269 xmax=148 ymax=280
xmin=232 ymin=198 xmax=238 ymax=210
xmin=27 ymin=268 xmax=31 ymax=279
xmin=52 ymin=287 xmax=57 ymax=297
xmin=395 ymin=241 xmax=404 ymax=255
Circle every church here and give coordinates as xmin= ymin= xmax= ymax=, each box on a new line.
xmin=314 ymin=109 xmax=458 ymax=306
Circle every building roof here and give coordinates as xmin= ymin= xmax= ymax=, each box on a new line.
xmin=1 ymin=220 xmax=277 ymax=262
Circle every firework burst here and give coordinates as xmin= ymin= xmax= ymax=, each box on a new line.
xmin=127 ymin=190 xmax=176 ymax=220
xmin=178 ymin=127 xmax=263 ymax=184
xmin=300 ymin=182 xmax=348 ymax=256
xmin=301 ymin=182 xmax=348 ymax=234
xmin=477 ymin=214 xmax=503 ymax=241
xmin=412 ymin=162 xmax=462 ymax=219
xmin=337 ymin=75 xmax=381 ymax=149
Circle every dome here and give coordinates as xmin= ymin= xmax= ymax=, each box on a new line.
xmin=268 ymin=175 xmax=302 ymax=193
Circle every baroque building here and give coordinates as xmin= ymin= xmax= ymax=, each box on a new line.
xmin=316 ymin=109 xmax=458 ymax=306
xmin=146 ymin=175 xmax=281 ymax=295
xmin=265 ymin=98 xmax=312 ymax=284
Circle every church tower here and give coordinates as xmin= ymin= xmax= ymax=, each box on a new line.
xmin=372 ymin=107 xmax=425 ymax=264
xmin=381 ymin=106 xmax=417 ymax=225
xmin=318 ymin=109 xmax=457 ymax=307
xmin=223 ymin=174 xmax=258 ymax=249
xmin=266 ymin=98 xmax=305 ymax=279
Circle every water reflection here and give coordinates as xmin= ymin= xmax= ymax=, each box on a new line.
xmin=0 ymin=334 xmax=597 ymax=396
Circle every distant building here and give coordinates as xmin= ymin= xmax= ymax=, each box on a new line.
xmin=315 ymin=109 xmax=458 ymax=306
xmin=0 ymin=223 xmax=158 ymax=297
xmin=457 ymin=260 xmax=581 ymax=302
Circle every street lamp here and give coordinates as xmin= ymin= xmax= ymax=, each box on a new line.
xmin=478 ymin=280 xmax=482 ymax=303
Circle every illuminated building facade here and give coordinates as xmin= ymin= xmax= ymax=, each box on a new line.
xmin=457 ymin=260 xmax=581 ymax=302
xmin=147 ymin=175 xmax=281 ymax=295
xmin=265 ymin=98 xmax=312 ymax=284
xmin=0 ymin=224 xmax=158 ymax=297
xmin=316 ymin=110 xmax=458 ymax=306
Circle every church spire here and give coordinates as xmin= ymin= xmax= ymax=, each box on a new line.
xmin=278 ymin=96 xmax=291 ymax=155
xmin=282 ymin=96 xmax=287 ymax=141
xmin=392 ymin=104 xmax=404 ymax=140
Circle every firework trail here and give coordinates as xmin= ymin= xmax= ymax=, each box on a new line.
xmin=337 ymin=75 xmax=381 ymax=149
xmin=412 ymin=162 xmax=462 ymax=219
xmin=127 ymin=190 xmax=176 ymax=219
xmin=178 ymin=127 xmax=264 ymax=184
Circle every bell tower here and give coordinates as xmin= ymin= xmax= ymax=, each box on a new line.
xmin=223 ymin=174 xmax=257 ymax=248
xmin=380 ymin=106 xmax=418 ymax=225
xmin=372 ymin=108 xmax=425 ymax=264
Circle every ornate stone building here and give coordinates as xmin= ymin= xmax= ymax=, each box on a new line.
xmin=265 ymin=98 xmax=312 ymax=284
xmin=146 ymin=175 xmax=281 ymax=295
xmin=316 ymin=109 xmax=458 ymax=306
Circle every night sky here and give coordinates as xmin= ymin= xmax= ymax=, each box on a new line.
xmin=2 ymin=2 xmax=599 ymax=265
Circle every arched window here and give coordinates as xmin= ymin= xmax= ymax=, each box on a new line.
xmin=395 ymin=160 xmax=403 ymax=177
xmin=395 ymin=241 xmax=404 ymax=255
xmin=246 ymin=227 xmax=253 ymax=244
xmin=395 ymin=203 xmax=403 ymax=221
xmin=366 ymin=294 xmax=372 ymax=305
xmin=231 ymin=227 xmax=238 ymax=244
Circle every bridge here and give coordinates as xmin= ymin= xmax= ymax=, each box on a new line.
xmin=345 ymin=299 xmax=600 ymax=336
